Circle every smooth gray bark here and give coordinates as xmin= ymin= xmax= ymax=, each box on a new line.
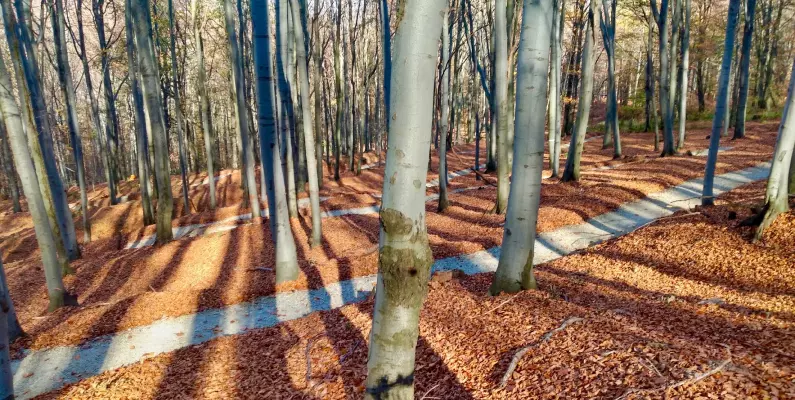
xmin=491 ymin=0 xmax=553 ymax=294
xmin=561 ymin=0 xmax=600 ymax=182
xmin=0 ymin=46 xmax=75 ymax=311
xmin=733 ymin=0 xmax=756 ymax=139
xmin=92 ymin=0 xmax=122 ymax=188
xmin=191 ymin=0 xmax=217 ymax=210
xmin=364 ymin=0 xmax=445 ymax=397
xmin=130 ymin=0 xmax=175 ymax=243
xmin=224 ymin=0 xmax=261 ymax=219
xmin=276 ymin=0 xmax=299 ymax=218
xmin=702 ymin=0 xmax=741 ymax=207
xmin=677 ymin=0 xmax=692 ymax=148
xmin=438 ymin=6 xmax=452 ymax=213
xmin=0 ymin=119 xmax=21 ymax=213
xmin=289 ymin=0 xmax=322 ymax=246
xmin=755 ymin=58 xmax=795 ymax=238
xmin=651 ymin=0 xmax=675 ymax=156
xmin=600 ymin=0 xmax=621 ymax=159
xmin=495 ymin=0 xmax=510 ymax=214
xmin=251 ymin=0 xmax=300 ymax=282
xmin=50 ymin=0 xmax=90 ymax=242
xmin=548 ymin=0 xmax=564 ymax=177
xmin=0 ymin=256 xmax=13 ymax=398
xmin=169 ymin=0 xmax=191 ymax=215
xmin=332 ymin=0 xmax=343 ymax=181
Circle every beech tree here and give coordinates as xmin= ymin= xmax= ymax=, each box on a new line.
xmin=548 ymin=0 xmax=564 ymax=177
xmin=733 ymin=0 xmax=757 ymax=139
xmin=0 ymin=256 xmax=13 ymax=398
xmin=491 ymin=0 xmax=553 ymax=294
xmin=494 ymin=0 xmax=510 ymax=214
xmin=364 ymin=0 xmax=445 ymax=397
xmin=191 ymin=0 xmax=217 ymax=210
xmin=600 ymin=0 xmax=622 ymax=158
xmin=438 ymin=4 xmax=452 ymax=213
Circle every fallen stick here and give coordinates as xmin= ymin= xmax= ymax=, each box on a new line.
xmin=616 ymin=348 xmax=732 ymax=400
xmin=304 ymin=334 xmax=326 ymax=385
xmin=499 ymin=316 xmax=584 ymax=389
xmin=449 ymin=148 xmax=497 ymax=187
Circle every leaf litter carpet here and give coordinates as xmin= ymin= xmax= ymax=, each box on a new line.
xmin=36 ymin=180 xmax=795 ymax=399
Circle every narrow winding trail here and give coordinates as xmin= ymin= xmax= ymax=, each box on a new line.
xmin=12 ymin=162 xmax=770 ymax=399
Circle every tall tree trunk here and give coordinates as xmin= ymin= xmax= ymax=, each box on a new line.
xmin=125 ymin=0 xmax=155 ymax=226
xmin=494 ymin=0 xmax=510 ymax=214
xmin=651 ymin=0 xmax=676 ymax=156
xmin=333 ymin=0 xmax=343 ymax=181
xmin=0 ymin=123 xmax=21 ymax=213
xmin=491 ymin=0 xmax=553 ymax=294
xmin=0 ymin=46 xmax=76 ymax=311
xmin=289 ymin=0 xmax=322 ymax=246
xmin=548 ymin=0 xmax=564 ymax=177
xmin=251 ymin=0 xmax=300 ymax=282
xmin=645 ymin=16 xmax=655 ymax=132
xmin=666 ymin=0 xmax=681 ymax=147
xmin=130 ymin=0 xmax=175 ymax=243
xmin=379 ymin=0 xmax=392 ymax=135
xmin=561 ymin=0 xmax=600 ymax=182
xmin=732 ymin=0 xmax=757 ymax=139
xmin=677 ymin=0 xmax=691 ymax=148
xmin=191 ymin=0 xmax=217 ymax=209
xmin=50 ymin=0 xmax=91 ymax=241
xmin=438 ymin=6 xmax=452 ymax=212
xmin=364 ymin=1 xmax=445 ymax=397
xmin=276 ymin=0 xmax=299 ymax=217
xmin=224 ymin=0 xmax=261 ymax=219
xmin=702 ymin=0 xmax=741 ymax=207
xmin=92 ymin=0 xmax=120 ymax=201
xmin=169 ymin=0 xmax=191 ymax=214
xmin=6 ymin=0 xmax=80 ymax=264
xmin=754 ymin=58 xmax=795 ymax=238
xmin=600 ymin=0 xmax=621 ymax=159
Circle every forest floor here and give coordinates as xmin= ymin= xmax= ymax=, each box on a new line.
xmin=1 ymin=121 xmax=793 ymax=399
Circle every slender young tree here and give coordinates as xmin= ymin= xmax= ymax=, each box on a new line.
xmin=754 ymin=58 xmax=795 ymax=239
xmin=125 ymin=0 xmax=155 ymax=226
xmin=732 ymin=0 xmax=757 ymax=139
xmin=289 ymin=0 xmax=322 ymax=246
xmin=491 ymin=0 xmax=553 ymax=294
xmin=92 ymin=0 xmax=122 ymax=185
xmin=276 ymin=0 xmax=299 ymax=218
xmin=50 ymin=0 xmax=91 ymax=241
xmin=169 ymin=0 xmax=191 ymax=214
xmin=332 ymin=0 xmax=343 ymax=181
xmin=650 ymin=0 xmax=676 ymax=156
xmin=600 ymin=0 xmax=621 ymax=158
xmin=251 ymin=0 xmax=301 ymax=282
xmin=379 ymin=0 xmax=392 ymax=134
xmin=0 ymin=46 xmax=77 ymax=311
xmin=224 ymin=0 xmax=261 ymax=219
xmin=494 ymin=0 xmax=510 ymax=214
xmin=438 ymin=4 xmax=452 ymax=212
xmin=191 ymin=0 xmax=217 ymax=209
xmin=561 ymin=0 xmax=601 ymax=182
xmin=548 ymin=0 xmax=564 ymax=177
xmin=677 ymin=0 xmax=692 ymax=148
xmin=130 ymin=0 xmax=174 ymax=243
xmin=364 ymin=0 xmax=445 ymax=397
xmin=702 ymin=0 xmax=741 ymax=207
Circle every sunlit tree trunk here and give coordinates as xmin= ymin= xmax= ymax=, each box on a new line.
xmin=0 ymin=46 xmax=76 ymax=311
xmin=289 ymin=0 xmax=322 ymax=246
xmin=754 ymin=58 xmax=795 ymax=238
xmin=491 ymin=0 xmax=553 ymax=294
xmin=548 ymin=0 xmax=564 ymax=177
xmin=702 ymin=0 xmax=741 ymax=207
xmin=364 ymin=0 xmax=445 ymax=397
xmin=92 ymin=0 xmax=122 ymax=187
xmin=561 ymin=0 xmax=600 ymax=182
xmin=438 ymin=5 xmax=452 ymax=212
xmin=191 ymin=0 xmax=217 ymax=209
xmin=50 ymin=0 xmax=90 ymax=241
xmin=494 ymin=0 xmax=510 ymax=214
xmin=251 ymin=0 xmax=300 ymax=282
xmin=130 ymin=0 xmax=175 ymax=243
xmin=169 ymin=0 xmax=191 ymax=214
xmin=599 ymin=0 xmax=621 ymax=159
xmin=224 ymin=0 xmax=261 ymax=219
xmin=677 ymin=0 xmax=692 ymax=148
xmin=333 ymin=0 xmax=343 ymax=181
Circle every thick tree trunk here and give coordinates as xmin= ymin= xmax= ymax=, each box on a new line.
xmin=130 ymin=0 xmax=175 ymax=243
xmin=0 ymin=46 xmax=76 ymax=311
xmin=733 ymin=0 xmax=757 ymax=139
xmin=702 ymin=0 xmax=741 ymax=206
xmin=251 ymin=0 xmax=300 ymax=282
xmin=491 ymin=0 xmax=553 ymax=294
xmin=600 ymin=0 xmax=621 ymax=159
xmin=561 ymin=0 xmax=600 ymax=182
xmin=755 ymin=58 xmax=795 ymax=238
xmin=364 ymin=1 xmax=445 ymax=398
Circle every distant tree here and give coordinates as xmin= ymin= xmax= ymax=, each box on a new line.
xmin=191 ymin=0 xmax=217 ymax=210
xmin=600 ymin=0 xmax=622 ymax=158
xmin=491 ymin=0 xmax=554 ymax=294
xmin=677 ymin=0 xmax=692 ymax=148
xmin=438 ymin=3 xmax=453 ymax=213
xmin=732 ymin=0 xmax=757 ymax=139
xmin=0 ymin=123 xmax=21 ymax=213
xmin=548 ymin=0 xmax=565 ymax=177
xmin=364 ymin=0 xmax=445 ymax=397
xmin=169 ymin=0 xmax=191 ymax=214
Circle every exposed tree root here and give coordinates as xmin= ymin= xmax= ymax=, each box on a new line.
xmin=499 ymin=316 xmax=584 ymax=389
